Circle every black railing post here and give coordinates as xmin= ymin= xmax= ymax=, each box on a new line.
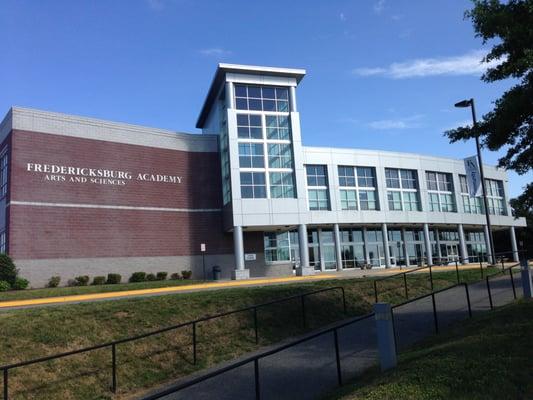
xmin=333 ymin=329 xmax=342 ymax=386
xmin=3 ymin=368 xmax=7 ymax=400
xmin=192 ymin=322 xmax=197 ymax=364
xmin=111 ymin=344 xmax=117 ymax=393
xmin=253 ymin=307 xmax=259 ymax=345
xmin=464 ymin=283 xmax=472 ymax=318
xmin=431 ymin=292 xmax=439 ymax=334
xmin=301 ymin=295 xmax=307 ymax=329
xmin=254 ymin=359 xmax=261 ymax=400
xmin=341 ymin=287 xmax=347 ymax=314
xmin=373 ymin=280 xmax=378 ymax=303
xmin=486 ymin=277 xmax=493 ymax=310
xmin=455 ymin=260 xmax=460 ymax=284
xmin=510 ymin=268 xmax=517 ymax=300
xmin=403 ymin=273 xmax=408 ymax=299
xmin=429 ymin=265 xmax=434 ymax=291
xmin=391 ymin=308 xmax=398 ymax=355
xmin=501 ymin=256 xmax=505 ymax=272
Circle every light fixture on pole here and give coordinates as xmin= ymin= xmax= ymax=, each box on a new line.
xmin=454 ymin=98 xmax=496 ymax=265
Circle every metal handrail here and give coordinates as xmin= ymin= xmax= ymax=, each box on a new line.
xmin=0 ymin=285 xmax=346 ymax=399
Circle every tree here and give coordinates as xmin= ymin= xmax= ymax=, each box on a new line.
xmin=446 ymin=0 xmax=533 ymax=216
xmin=0 ymin=253 xmax=19 ymax=286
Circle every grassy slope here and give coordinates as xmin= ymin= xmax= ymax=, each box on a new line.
xmin=0 ymin=268 xmax=498 ymax=400
xmin=327 ymin=300 xmax=533 ymax=400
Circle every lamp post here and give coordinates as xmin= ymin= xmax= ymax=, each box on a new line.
xmin=454 ymin=98 xmax=496 ymax=265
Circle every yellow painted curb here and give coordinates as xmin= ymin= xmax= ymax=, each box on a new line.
xmin=0 ymin=274 xmax=338 ymax=309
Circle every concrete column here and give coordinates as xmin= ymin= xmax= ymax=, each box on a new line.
xmin=483 ymin=224 xmax=493 ymax=264
xmin=363 ymin=227 xmax=371 ymax=265
xmin=232 ymin=226 xmax=249 ymax=280
xmin=318 ymin=228 xmax=326 ymax=272
xmin=289 ymin=86 xmax=298 ymax=112
xmin=297 ymin=224 xmax=314 ymax=276
xmin=401 ymin=227 xmax=410 ymax=267
xmin=226 ymin=81 xmax=235 ymax=109
xmin=382 ymin=223 xmax=391 ymax=268
xmin=423 ymin=223 xmax=433 ymax=266
xmin=458 ymin=224 xmax=469 ymax=264
xmin=510 ymin=226 xmax=519 ymax=262
xmin=374 ymin=303 xmax=397 ymax=371
xmin=334 ymin=224 xmax=343 ymax=271
xmin=435 ymin=227 xmax=442 ymax=263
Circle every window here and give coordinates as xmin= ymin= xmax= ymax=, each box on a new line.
xmin=270 ymin=172 xmax=295 ymax=198
xmin=234 ymin=85 xmax=289 ymax=112
xmin=459 ymin=175 xmax=483 ymax=214
xmin=0 ymin=231 xmax=5 ymax=253
xmin=426 ymin=171 xmax=456 ymax=212
xmin=268 ymin=143 xmax=293 ymax=169
xmin=266 ymin=115 xmax=290 ymax=140
xmin=385 ymin=168 xmax=420 ymax=211
xmin=307 ymin=165 xmax=328 ymax=186
xmin=308 ymin=189 xmax=329 ymax=210
xmin=238 ymin=143 xmax=264 ymax=168
xmin=340 ymin=190 xmax=357 ymax=210
xmin=240 ymin=172 xmax=266 ymax=198
xmin=338 ymin=166 xmax=378 ymax=211
xmin=306 ymin=165 xmax=330 ymax=210
xmin=236 ymin=114 xmax=262 ymax=139
xmin=264 ymin=231 xmax=299 ymax=262
xmin=0 ymin=148 xmax=8 ymax=198
xmin=485 ymin=179 xmax=506 ymax=215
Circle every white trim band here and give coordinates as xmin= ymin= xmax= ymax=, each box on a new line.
xmin=8 ymin=200 xmax=221 ymax=213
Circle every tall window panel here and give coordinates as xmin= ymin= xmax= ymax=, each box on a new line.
xmin=270 ymin=172 xmax=295 ymax=198
xmin=426 ymin=171 xmax=457 ymax=212
xmin=306 ymin=165 xmax=329 ymax=210
xmin=459 ymin=175 xmax=484 ymax=214
xmin=485 ymin=179 xmax=507 ymax=215
xmin=238 ymin=143 xmax=264 ymax=168
xmin=0 ymin=231 xmax=5 ymax=253
xmin=338 ymin=166 xmax=378 ymax=211
xmin=264 ymin=231 xmax=299 ymax=263
xmin=240 ymin=172 xmax=266 ymax=199
xmin=385 ymin=168 xmax=421 ymax=211
xmin=234 ymin=85 xmax=289 ymax=112
xmin=0 ymin=147 xmax=8 ymax=198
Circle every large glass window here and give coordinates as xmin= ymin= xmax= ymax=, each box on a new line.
xmin=485 ymin=179 xmax=507 ymax=215
xmin=426 ymin=171 xmax=456 ymax=212
xmin=0 ymin=231 xmax=5 ymax=253
xmin=340 ymin=228 xmax=366 ymax=268
xmin=307 ymin=165 xmax=330 ymax=210
xmin=235 ymin=85 xmax=289 ymax=112
xmin=385 ymin=168 xmax=420 ymax=211
xmin=267 ymin=143 xmax=292 ymax=169
xmin=238 ymin=143 xmax=264 ymax=168
xmin=459 ymin=175 xmax=484 ymax=214
xmin=264 ymin=231 xmax=299 ymax=263
xmin=236 ymin=114 xmax=262 ymax=139
xmin=240 ymin=172 xmax=266 ymax=198
xmin=270 ymin=172 xmax=295 ymax=198
xmin=338 ymin=166 xmax=378 ymax=211
xmin=0 ymin=148 xmax=8 ymax=198
xmin=266 ymin=115 xmax=290 ymax=140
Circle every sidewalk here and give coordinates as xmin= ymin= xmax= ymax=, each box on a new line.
xmin=0 ymin=262 xmax=501 ymax=310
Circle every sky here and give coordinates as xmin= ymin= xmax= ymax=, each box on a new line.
xmin=0 ymin=0 xmax=531 ymax=197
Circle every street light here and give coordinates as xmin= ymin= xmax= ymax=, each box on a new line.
xmin=454 ymin=98 xmax=496 ymax=265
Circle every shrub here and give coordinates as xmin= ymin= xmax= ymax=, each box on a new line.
xmin=0 ymin=253 xmax=19 ymax=286
xmin=67 ymin=279 xmax=77 ymax=287
xmin=92 ymin=276 xmax=106 ymax=285
xmin=12 ymin=277 xmax=29 ymax=290
xmin=181 ymin=270 xmax=192 ymax=280
xmin=129 ymin=272 xmax=146 ymax=283
xmin=0 ymin=280 xmax=10 ymax=291
xmin=47 ymin=276 xmax=61 ymax=288
xmin=170 ymin=272 xmax=181 ymax=280
xmin=156 ymin=271 xmax=168 ymax=281
xmin=106 ymin=273 xmax=122 ymax=284
xmin=146 ymin=273 xmax=157 ymax=281
xmin=74 ymin=275 xmax=90 ymax=286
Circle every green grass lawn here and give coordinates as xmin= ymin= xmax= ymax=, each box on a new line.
xmin=0 ymin=267 xmax=501 ymax=400
xmin=326 ymin=299 xmax=533 ymax=400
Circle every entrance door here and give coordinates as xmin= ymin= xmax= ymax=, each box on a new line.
xmin=446 ymin=244 xmax=459 ymax=263
xmin=368 ymin=244 xmax=386 ymax=267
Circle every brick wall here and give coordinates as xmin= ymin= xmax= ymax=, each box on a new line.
xmin=8 ymin=129 xmax=234 ymax=259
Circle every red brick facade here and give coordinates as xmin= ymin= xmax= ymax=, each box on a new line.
xmin=8 ymin=129 xmax=234 ymax=259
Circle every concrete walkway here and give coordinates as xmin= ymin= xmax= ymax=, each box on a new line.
xmin=0 ymin=262 xmax=506 ymax=310
xmin=142 ymin=269 xmax=523 ymax=400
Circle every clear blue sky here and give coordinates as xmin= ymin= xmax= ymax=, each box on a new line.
xmin=1 ymin=0 xmax=530 ymax=197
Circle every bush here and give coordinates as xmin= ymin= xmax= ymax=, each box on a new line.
xmin=0 ymin=280 xmax=10 ymax=291
xmin=74 ymin=275 xmax=90 ymax=286
xmin=67 ymin=279 xmax=77 ymax=287
xmin=12 ymin=277 xmax=29 ymax=290
xmin=47 ymin=276 xmax=61 ymax=288
xmin=106 ymin=273 xmax=122 ymax=284
xmin=92 ymin=276 xmax=106 ymax=285
xmin=156 ymin=271 xmax=168 ymax=281
xmin=170 ymin=272 xmax=181 ymax=280
xmin=129 ymin=272 xmax=146 ymax=283
xmin=146 ymin=273 xmax=157 ymax=281
xmin=181 ymin=270 xmax=192 ymax=280
xmin=0 ymin=253 xmax=19 ymax=286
